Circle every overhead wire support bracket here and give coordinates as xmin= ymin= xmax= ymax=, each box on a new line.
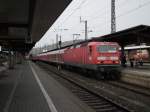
xmin=80 ymin=17 xmax=88 ymax=40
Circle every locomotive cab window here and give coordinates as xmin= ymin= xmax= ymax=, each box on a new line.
xmin=97 ymin=45 xmax=117 ymax=52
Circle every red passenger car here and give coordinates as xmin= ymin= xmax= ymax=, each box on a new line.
xmin=33 ymin=41 xmax=120 ymax=79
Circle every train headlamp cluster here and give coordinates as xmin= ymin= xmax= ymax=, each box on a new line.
xmin=97 ymin=56 xmax=118 ymax=60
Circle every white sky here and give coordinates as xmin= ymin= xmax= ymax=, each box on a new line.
xmin=35 ymin=0 xmax=150 ymax=47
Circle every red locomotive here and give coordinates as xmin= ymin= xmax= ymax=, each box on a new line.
xmin=32 ymin=41 xmax=120 ymax=79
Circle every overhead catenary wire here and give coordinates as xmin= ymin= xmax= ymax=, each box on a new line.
xmin=36 ymin=0 xmax=150 ymax=48
xmin=44 ymin=0 xmax=86 ymax=44
xmin=89 ymin=0 xmax=150 ymax=29
xmin=117 ymin=0 xmax=150 ymax=18
xmin=47 ymin=0 xmax=88 ymax=44
xmin=69 ymin=0 xmax=130 ymax=35
xmin=47 ymin=0 xmax=88 ymax=33
xmin=86 ymin=0 xmax=150 ymax=38
xmin=53 ymin=0 xmax=131 ymax=39
xmin=87 ymin=0 xmax=130 ymax=22
xmin=58 ymin=0 xmax=88 ymax=27
xmin=68 ymin=0 xmax=139 ymax=40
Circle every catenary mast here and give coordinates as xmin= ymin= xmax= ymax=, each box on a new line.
xmin=111 ymin=0 xmax=116 ymax=33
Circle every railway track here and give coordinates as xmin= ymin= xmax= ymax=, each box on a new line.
xmin=107 ymin=81 xmax=150 ymax=97
xmin=37 ymin=62 xmax=129 ymax=112
xmin=37 ymin=62 xmax=150 ymax=112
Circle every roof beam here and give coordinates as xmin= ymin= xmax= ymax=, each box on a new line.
xmin=0 ymin=23 xmax=28 ymax=28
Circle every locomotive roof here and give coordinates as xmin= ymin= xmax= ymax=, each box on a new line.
xmin=88 ymin=42 xmax=118 ymax=46
xmin=39 ymin=40 xmax=91 ymax=54
xmin=39 ymin=41 xmax=118 ymax=55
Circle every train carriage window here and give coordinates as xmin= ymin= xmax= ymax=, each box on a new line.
xmin=89 ymin=46 xmax=92 ymax=53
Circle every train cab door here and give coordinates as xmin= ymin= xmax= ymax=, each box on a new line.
xmin=81 ymin=43 xmax=87 ymax=65
xmin=82 ymin=46 xmax=86 ymax=65
xmin=88 ymin=46 xmax=92 ymax=64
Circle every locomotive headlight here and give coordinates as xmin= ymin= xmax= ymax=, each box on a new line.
xmin=97 ymin=56 xmax=118 ymax=60
xmin=97 ymin=57 xmax=107 ymax=60
xmin=110 ymin=56 xmax=119 ymax=60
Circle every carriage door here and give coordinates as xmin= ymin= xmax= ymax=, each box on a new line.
xmin=81 ymin=43 xmax=87 ymax=65
xmin=88 ymin=46 xmax=92 ymax=63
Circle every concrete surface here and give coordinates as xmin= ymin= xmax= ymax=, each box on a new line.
xmin=31 ymin=61 xmax=95 ymax=112
xmin=0 ymin=61 xmax=94 ymax=112
xmin=121 ymin=67 xmax=150 ymax=89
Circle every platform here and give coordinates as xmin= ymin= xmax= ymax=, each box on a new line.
xmin=0 ymin=61 xmax=93 ymax=112
xmin=0 ymin=61 xmax=8 ymax=72
xmin=0 ymin=66 xmax=6 ymax=73
xmin=122 ymin=67 xmax=150 ymax=77
xmin=125 ymin=62 xmax=150 ymax=70
xmin=121 ymin=66 xmax=150 ymax=89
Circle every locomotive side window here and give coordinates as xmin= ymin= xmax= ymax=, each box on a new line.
xmin=97 ymin=45 xmax=117 ymax=52
xmin=89 ymin=46 xmax=92 ymax=53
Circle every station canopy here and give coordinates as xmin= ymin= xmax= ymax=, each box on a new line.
xmin=0 ymin=0 xmax=71 ymax=53
xmin=92 ymin=25 xmax=150 ymax=47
